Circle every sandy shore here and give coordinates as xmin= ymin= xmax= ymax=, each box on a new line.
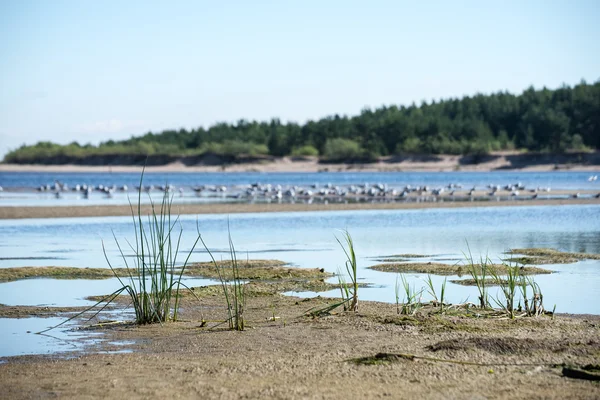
xmin=1 ymin=152 xmax=599 ymax=173
xmin=1 ymin=291 xmax=599 ymax=399
xmin=1 ymin=198 xmax=599 ymax=219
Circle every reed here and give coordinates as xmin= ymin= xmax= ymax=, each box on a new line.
xmin=424 ymin=274 xmax=447 ymax=312
xmin=102 ymin=170 xmax=202 ymax=324
xmin=464 ymin=246 xmax=490 ymax=309
xmin=305 ymin=230 xmax=359 ymax=317
xmin=398 ymin=274 xmax=423 ymax=315
xmin=490 ymin=261 xmax=520 ymax=319
xmin=335 ymin=230 xmax=359 ymax=312
xmin=39 ymin=169 xmax=201 ymax=333
xmin=519 ymin=275 xmax=545 ymax=317
xmin=199 ymin=223 xmax=245 ymax=331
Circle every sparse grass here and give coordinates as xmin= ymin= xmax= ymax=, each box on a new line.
xmin=335 ymin=230 xmax=359 ymax=312
xmin=101 ymin=169 xmax=202 ymax=324
xmin=465 ymin=248 xmax=490 ymax=309
xmin=398 ymin=274 xmax=423 ymax=315
xmin=519 ymin=275 xmax=545 ymax=317
xmin=200 ymin=224 xmax=246 ymax=331
xmin=424 ymin=274 xmax=447 ymax=312
xmin=38 ymin=169 xmax=202 ymax=333
xmin=306 ymin=230 xmax=360 ymax=317
xmin=490 ymin=261 xmax=520 ymax=319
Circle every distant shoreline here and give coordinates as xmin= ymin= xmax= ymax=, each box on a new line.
xmin=1 ymin=152 xmax=599 ymax=173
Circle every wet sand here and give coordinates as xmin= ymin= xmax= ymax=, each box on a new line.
xmin=1 ymin=198 xmax=599 ymax=220
xmin=1 ymin=293 xmax=599 ymax=399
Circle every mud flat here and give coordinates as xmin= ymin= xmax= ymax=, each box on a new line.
xmin=1 ymin=284 xmax=599 ymax=399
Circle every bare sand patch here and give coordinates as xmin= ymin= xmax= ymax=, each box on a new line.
xmin=1 ymin=289 xmax=599 ymax=399
xmin=1 ymin=198 xmax=599 ymax=220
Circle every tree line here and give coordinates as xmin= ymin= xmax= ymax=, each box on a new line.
xmin=4 ymin=81 xmax=599 ymax=164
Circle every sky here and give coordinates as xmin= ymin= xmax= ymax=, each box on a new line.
xmin=1 ymin=0 xmax=599 ymax=158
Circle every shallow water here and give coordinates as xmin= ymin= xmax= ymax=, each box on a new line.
xmin=0 ymin=317 xmax=103 ymax=358
xmin=1 ymin=170 xmax=598 ymax=206
xmin=0 ymin=204 xmax=599 ymax=357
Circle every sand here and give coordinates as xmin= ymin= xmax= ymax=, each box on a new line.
xmin=1 ymin=152 xmax=599 ymax=173
xmin=1 ymin=292 xmax=599 ymax=399
xmin=1 ymin=197 xmax=598 ymax=220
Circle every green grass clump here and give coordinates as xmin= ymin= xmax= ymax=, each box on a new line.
xmin=39 ymin=169 xmax=202 ymax=333
xmin=336 ymin=230 xmax=359 ymax=312
xmin=306 ymin=230 xmax=359 ymax=317
xmin=490 ymin=262 xmax=520 ymax=319
xmin=396 ymin=274 xmax=423 ymax=315
xmin=103 ymin=170 xmax=201 ymax=324
xmin=200 ymin=224 xmax=246 ymax=331
xmin=424 ymin=274 xmax=447 ymax=312
xmin=464 ymin=247 xmax=490 ymax=309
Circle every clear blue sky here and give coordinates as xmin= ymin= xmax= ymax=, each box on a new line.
xmin=1 ymin=0 xmax=599 ymax=157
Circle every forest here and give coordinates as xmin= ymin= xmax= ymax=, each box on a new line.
xmin=3 ymin=81 xmax=599 ymax=164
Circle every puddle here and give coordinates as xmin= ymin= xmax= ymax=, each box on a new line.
xmin=0 ymin=278 xmax=125 ymax=307
xmin=0 ymin=277 xmax=216 ymax=307
xmin=0 ymin=317 xmax=103 ymax=358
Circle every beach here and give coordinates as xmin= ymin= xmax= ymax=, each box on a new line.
xmin=1 ymin=166 xmax=600 ymax=399
xmin=1 ymin=151 xmax=599 ymax=174
xmin=1 ymin=291 xmax=599 ymax=399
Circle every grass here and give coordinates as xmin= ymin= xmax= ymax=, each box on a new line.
xmin=38 ymin=168 xmax=202 ymax=332
xmin=200 ymin=222 xmax=246 ymax=331
xmin=102 ymin=169 xmax=202 ymax=324
xmin=397 ymin=274 xmax=423 ymax=315
xmin=519 ymin=275 xmax=545 ymax=317
xmin=424 ymin=274 xmax=447 ymax=312
xmin=465 ymin=247 xmax=490 ymax=309
xmin=489 ymin=262 xmax=520 ymax=319
xmin=336 ymin=230 xmax=359 ymax=312
xmin=306 ymin=230 xmax=360 ymax=316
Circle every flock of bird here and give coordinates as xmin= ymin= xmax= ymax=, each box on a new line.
xmin=21 ymin=177 xmax=600 ymax=202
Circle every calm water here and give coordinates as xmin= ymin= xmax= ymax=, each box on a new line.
xmin=1 ymin=185 xmax=600 ymax=357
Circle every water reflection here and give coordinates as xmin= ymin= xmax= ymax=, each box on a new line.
xmin=0 ymin=205 xmax=599 ymax=314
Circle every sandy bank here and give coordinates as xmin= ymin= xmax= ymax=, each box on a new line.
xmin=1 ymin=198 xmax=599 ymax=219
xmin=1 ymin=292 xmax=598 ymax=399
xmin=1 ymin=152 xmax=599 ymax=173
